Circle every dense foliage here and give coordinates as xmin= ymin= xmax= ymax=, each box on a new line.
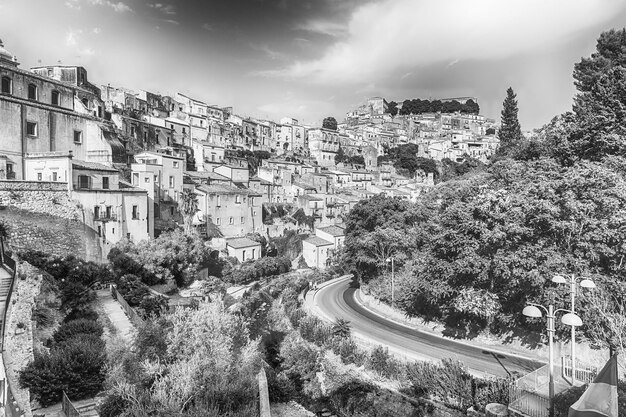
xmin=224 ymin=256 xmax=292 ymax=285
xmin=322 ymin=116 xmax=338 ymax=130
xmin=20 ymin=313 xmax=107 ymax=406
xmin=497 ymin=87 xmax=523 ymax=155
xmin=108 ymin=229 xmax=213 ymax=287
xmin=393 ymin=98 xmax=480 ymax=115
xmin=335 ymin=145 xmax=365 ymax=166
xmin=228 ymin=149 xmax=271 ymax=176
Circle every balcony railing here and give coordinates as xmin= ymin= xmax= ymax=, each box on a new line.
xmin=94 ymin=213 xmax=117 ymax=222
xmin=6 ymin=172 xmax=15 ymax=180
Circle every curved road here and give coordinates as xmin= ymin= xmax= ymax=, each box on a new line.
xmin=308 ymin=277 xmax=543 ymax=378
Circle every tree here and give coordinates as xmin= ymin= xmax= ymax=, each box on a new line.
xmin=573 ymin=28 xmax=626 ymax=94
xmin=323 ymin=117 xmax=338 ymax=131
xmin=179 ymin=188 xmax=199 ymax=234
xmin=335 ymin=145 xmax=346 ymax=164
xmin=386 ymin=101 xmax=398 ymax=116
xmin=497 ymin=87 xmax=523 ymax=154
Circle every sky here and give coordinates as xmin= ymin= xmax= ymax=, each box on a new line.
xmin=1 ymin=0 xmax=626 ymax=129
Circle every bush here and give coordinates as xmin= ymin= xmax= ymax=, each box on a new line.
xmin=53 ymin=318 xmax=104 ymax=345
xmin=473 ymin=377 xmax=510 ymax=412
xmin=225 ymin=256 xmax=292 ymax=285
xmin=64 ymin=307 xmax=99 ymax=323
xmin=406 ymin=358 xmax=473 ymax=410
xmin=20 ymin=336 xmax=107 ymax=406
xmin=98 ymin=393 xmax=131 ymax=417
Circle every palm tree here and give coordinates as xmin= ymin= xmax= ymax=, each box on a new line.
xmin=179 ymin=188 xmax=199 ymax=235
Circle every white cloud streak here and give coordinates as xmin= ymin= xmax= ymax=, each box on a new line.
xmin=148 ymin=3 xmax=177 ymax=15
xmin=65 ymin=0 xmax=132 ymax=13
xmin=265 ymin=0 xmax=624 ymax=84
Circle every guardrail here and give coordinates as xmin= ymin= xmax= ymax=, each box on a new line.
xmin=561 ymin=356 xmax=597 ymax=384
xmin=110 ymin=284 xmax=144 ymax=327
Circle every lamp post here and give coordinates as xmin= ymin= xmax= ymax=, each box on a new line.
xmin=522 ymin=303 xmax=582 ymax=417
xmin=386 ymin=257 xmax=395 ymax=308
xmin=552 ymin=274 xmax=595 ymax=384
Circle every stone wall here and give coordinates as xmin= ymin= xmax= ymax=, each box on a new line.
xmin=0 ymin=181 xmax=81 ymax=221
xmin=0 ymin=207 xmax=103 ymax=263
xmin=3 ymin=262 xmax=45 ymax=417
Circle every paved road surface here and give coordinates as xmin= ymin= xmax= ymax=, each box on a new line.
xmin=310 ymin=277 xmax=543 ymax=378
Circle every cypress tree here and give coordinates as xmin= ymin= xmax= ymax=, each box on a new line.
xmin=498 ymin=87 xmax=522 ymax=152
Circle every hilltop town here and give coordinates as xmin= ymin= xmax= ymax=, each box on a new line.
xmin=0 ymin=39 xmax=499 ymax=267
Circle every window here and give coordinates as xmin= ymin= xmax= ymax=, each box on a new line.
xmin=169 ymin=176 xmax=174 ymax=188
xmin=1 ymin=76 xmax=11 ymax=94
xmin=94 ymin=206 xmax=100 ymax=218
xmin=27 ymin=84 xmax=38 ymax=100
xmin=26 ymin=121 xmax=38 ymax=136
xmin=145 ymin=177 xmax=150 ymax=183
xmin=102 ymin=176 xmax=109 ymax=189
xmin=252 ymin=249 xmax=255 ymax=258
xmin=97 ymin=225 xmax=102 ymax=236
xmin=52 ymin=172 xmax=57 ymax=181
xmin=131 ymin=126 xmax=136 ymax=137
xmin=144 ymin=131 xmax=147 ymax=141
xmin=78 ymin=175 xmax=90 ymax=189
xmin=132 ymin=205 xmax=138 ymax=219
xmin=51 ymin=90 xmax=60 ymax=106
xmin=127 ymin=233 xmax=131 ymax=240
xmin=216 ymin=218 xmax=221 ymax=225
xmin=73 ymin=130 xmax=82 ymax=144
xmin=235 ymin=195 xmax=241 ymax=204
xmin=241 ymin=217 xmax=245 ymax=224
xmin=242 ymin=250 xmax=246 ymax=260
xmin=173 ymin=161 xmax=179 ymax=168
xmin=253 ymin=210 xmax=257 ymax=216
xmin=105 ymin=206 xmax=112 ymax=218
xmin=37 ymin=172 xmax=42 ymax=181
xmin=156 ymin=134 xmax=159 ymax=144
xmin=169 ymin=207 xmax=174 ymax=216
xmin=182 ymin=127 xmax=186 ymax=134
xmin=216 ymin=195 xmax=221 ymax=207
xmin=132 ymin=173 xmax=139 ymax=185
xmin=229 ymin=217 xmax=234 ymax=225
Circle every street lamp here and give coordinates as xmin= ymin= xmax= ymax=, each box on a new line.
xmin=551 ymin=274 xmax=595 ymax=384
xmin=386 ymin=257 xmax=395 ymax=308
xmin=522 ymin=302 xmax=582 ymax=417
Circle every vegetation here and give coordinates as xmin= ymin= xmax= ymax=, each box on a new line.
xmin=20 ymin=311 xmax=107 ymax=406
xmin=322 ymin=116 xmax=338 ymax=130
xmin=224 ymin=256 xmax=292 ymax=285
xmin=228 ymin=149 xmax=271 ymax=176
xmin=108 ymin=229 xmax=213 ymax=287
xmin=496 ymin=87 xmax=523 ymax=156
xmin=335 ymin=146 xmax=365 ymax=166
xmin=392 ymin=98 xmax=480 ymax=115
xmin=179 ymin=188 xmax=199 ymax=235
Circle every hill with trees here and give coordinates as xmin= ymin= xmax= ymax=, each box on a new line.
xmin=386 ymin=98 xmax=480 ymax=116
xmin=341 ymin=28 xmax=626 ymax=353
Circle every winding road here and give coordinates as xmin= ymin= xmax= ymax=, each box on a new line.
xmin=306 ymin=276 xmax=543 ymax=378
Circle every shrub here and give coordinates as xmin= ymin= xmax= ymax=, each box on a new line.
xmin=20 ymin=336 xmax=107 ymax=406
xmin=33 ymin=305 xmax=55 ymax=327
xmin=98 ymin=393 xmax=131 ymax=417
xmin=52 ymin=318 xmax=104 ymax=345
xmin=138 ymin=295 xmax=169 ymax=319
xmin=63 ymin=307 xmax=99 ymax=323
xmin=406 ymin=358 xmax=473 ymax=410
xmin=473 ymin=377 xmax=510 ymax=411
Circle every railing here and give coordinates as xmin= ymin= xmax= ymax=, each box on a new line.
xmin=62 ymin=391 xmax=82 ymax=417
xmin=6 ymin=172 xmax=15 ymax=180
xmin=561 ymin=356 xmax=597 ymax=384
xmin=110 ymin=285 xmax=144 ymax=327
xmin=94 ymin=213 xmax=117 ymax=222
xmin=508 ymin=364 xmax=551 ymax=417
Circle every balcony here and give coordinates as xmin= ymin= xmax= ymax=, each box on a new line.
xmin=94 ymin=213 xmax=117 ymax=222
xmin=5 ymin=172 xmax=15 ymax=180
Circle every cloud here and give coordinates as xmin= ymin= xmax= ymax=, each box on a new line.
xmin=201 ymin=23 xmax=213 ymax=31
xmin=251 ymin=44 xmax=287 ymax=60
xmin=92 ymin=27 xmax=102 ymax=34
xmin=65 ymin=29 xmax=82 ymax=47
xmin=65 ymin=0 xmax=132 ymax=12
xmin=148 ymin=3 xmax=176 ymax=15
xmin=267 ymin=0 xmax=625 ymax=84
xmin=161 ymin=19 xmax=180 ymax=25
xmin=294 ymin=19 xmax=347 ymax=37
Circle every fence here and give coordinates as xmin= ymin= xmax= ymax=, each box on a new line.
xmin=561 ymin=356 xmax=597 ymax=384
xmin=62 ymin=391 xmax=82 ymax=417
xmin=110 ymin=284 xmax=144 ymax=327
xmin=508 ymin=364 xmax=552 ymax=417
xmin=0 ymin=236 xmax=25 ymax=417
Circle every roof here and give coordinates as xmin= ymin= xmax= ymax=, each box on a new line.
xmin=316 ymin=225 xmax=345 ymax=237
xmin=293 ymin=181 xmax=316 ymax=190
xmin=72 ymin=160 xmax=118 ymax=172
xmin=185 ymin=171 xmax=230 ymax=181
xmin=227 ymin=237 xmax=261 ymax=249
xmin=250 ymin=176 xmax=273 ymax=186
xmin=299 ymin=194 xmax=323 ymax=201
xmin=196 ymin=183 xmax=258 ymax=195
xmin=303 ymin=236 xmax=333 ymax=247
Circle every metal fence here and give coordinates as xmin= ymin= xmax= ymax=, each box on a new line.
xmin=561 ymin=356 xmax=597 ymax=384
xmin=110 ymin=284 xmax=144 ymax=327
xmin=509 ymin=364 xmax=551 ymax=417
xmin=62 ymin=391 xmax=82 ymax=417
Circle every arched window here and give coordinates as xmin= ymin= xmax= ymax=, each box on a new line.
xmin=1 ymin=76 xmax=12 ymax=94
xmin=51 ymin=90 xmax=60 ymax=106
xmin=27 ymin=83 xmax=37 ymax=100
